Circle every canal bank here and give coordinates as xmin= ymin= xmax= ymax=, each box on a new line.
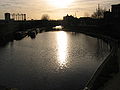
xmin=99 ymin=72 xmax=120 ymax=90
xmin=66 ymin=28 xmax=119 ymax=90
xmin=82 ymin=31 xmax=119 ymax=90
xmin=98 ymin=47 xmax=120 ymax=90
xmin=84 ymin=44 xmax=118 ymax=90
xmin=62 ymin=28 xmax=119 ymax=90
xmin=0 ymin=21 xmax=20 ymax=46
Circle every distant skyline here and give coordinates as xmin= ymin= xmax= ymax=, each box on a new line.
xmin=0 ymin=0 xmax=119 ymax=20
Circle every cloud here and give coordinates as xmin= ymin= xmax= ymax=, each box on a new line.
xmin=0 ymin=3 xmax=11 ymax=7
xmin=0 ymin=0 xmax=120 ymax=19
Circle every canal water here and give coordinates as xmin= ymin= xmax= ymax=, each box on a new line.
xmin=0 ymin=31 xmax=110 ymax=90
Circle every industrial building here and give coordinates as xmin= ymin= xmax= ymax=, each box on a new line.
xmin=5 ymin=13 xmax=11 ymax=20
xmin=4 ymin=13 xmax=27 ymax=21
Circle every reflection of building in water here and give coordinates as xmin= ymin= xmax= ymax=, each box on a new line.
xmin=4 ymin=13 xmax=27 ymax=21
xmin=96 ymin=38 xmax=110 ymax=58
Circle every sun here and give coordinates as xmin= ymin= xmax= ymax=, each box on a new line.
xmin=48 ymin=0 xmax=73 ymax=8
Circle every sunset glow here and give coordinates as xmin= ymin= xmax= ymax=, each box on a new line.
xmin=0 ymin=0 xmax=119 ymax=19
xmin=48 ymin=0 xmax=73 ymax=8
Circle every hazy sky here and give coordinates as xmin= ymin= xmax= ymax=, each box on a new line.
xmin=0 ymin=0 xmax=119 ymax=20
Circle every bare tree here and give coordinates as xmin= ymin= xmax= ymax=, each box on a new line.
xmin=91 ymin=4 xmax=106 ymax=19
xmin=41 ymin=14 xmax=50 ymax=20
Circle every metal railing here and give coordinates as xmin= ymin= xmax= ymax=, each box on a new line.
xmin=83 ymin=38 xmax=117 ymax=90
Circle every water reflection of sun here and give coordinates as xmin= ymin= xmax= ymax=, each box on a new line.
xmin=48 ymin=0 xmax=73 ymax=8
xmin=56 ymin=31 xmax=68 ymax=69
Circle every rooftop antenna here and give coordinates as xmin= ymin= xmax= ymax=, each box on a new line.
xmin=98 ymin=4 xmax=100 ymax=10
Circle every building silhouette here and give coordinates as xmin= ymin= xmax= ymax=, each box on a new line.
xmin=104 ymin=4 xmax=120 ymax=20
xmin=4 ymin=13 xmax=27 ymax=21
xmin=112 ymin=4 xmax=120 ymax=19
xmin=5 ymin=13 xmax=11 ymax=20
